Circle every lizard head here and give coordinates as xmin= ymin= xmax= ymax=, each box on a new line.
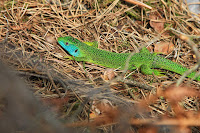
xmin=58 ymin=36 xmax=86 ymax=57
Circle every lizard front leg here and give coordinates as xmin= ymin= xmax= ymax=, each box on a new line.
xmin=64 ymin=56 xmax=87 ymax=61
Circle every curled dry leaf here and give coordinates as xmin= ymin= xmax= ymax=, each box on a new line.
xmin=45 ymin=34 xmax=57 ymax=44
xmin=149 ymin=13 xmax=165 ymax=33
xmin=91 ymin=99 xmax=113 ymax=116
xmin=101 ymin=68 xmax=116 ymax=81
xmin=154 ymin=41 xmax=174 ymax=55
xmin=179 ymin=34 xmax=190 ymax=42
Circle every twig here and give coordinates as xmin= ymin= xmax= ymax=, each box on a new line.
xmin=123 ymin=0 xmax=152 ymax=10
xmin=47 ymin=70 xmax=62 ymax=97
xmin=0 ymin=15 xmax=9 ymax=44
xmin=124 ymin=79 xmax=155 ymax=90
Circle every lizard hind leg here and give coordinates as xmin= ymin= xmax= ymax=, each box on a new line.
xmin=140 ymin=64 xmax=165 ymax=76
xmin=194 ymin=76 xmax=200 ymax=81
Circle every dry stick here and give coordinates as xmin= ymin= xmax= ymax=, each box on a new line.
xmin=123 ymin=0 xmax=152 ymax=10
xmin=0 ymin=15 xmax=9 ymax=44
xmin=16 ymin=71 xmax=52 ymax=80
xmin=95 ymin=0 xmax=119 ymax=23
xmin=47 ymin=70 xmax=62 ymax=97
xmin=170 ymin=28 xmax=200 ymax=86
xmin=124 ymin=80 xmax=154 ymax=90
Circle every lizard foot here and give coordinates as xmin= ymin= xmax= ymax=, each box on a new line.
xmin=152 ymin=69 xmax=165 ymax=76
xmin=140 ymin=64 xmax=165 ymax=76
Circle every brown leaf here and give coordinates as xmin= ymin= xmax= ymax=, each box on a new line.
xmin=91 ymin=102 xmax=119 ymax=127
xmin=101 ymin=68 xmax=116 ymax=81
xmin=41 ymin=96 xmax=69 ymax=112
xmin=138 ymin=126 xmax=158 ymax=133
xmin=89 ymin=112 xmax=97 ymax=119
xmin=147 ymin=45 xmax=154 ymax=52
xmin=154 ymin=41 xmax=174 ymax=55
xmin=45 ymin=34 xmax=57 ymax=44
xmin=177 ymin=126 xmax=191 ymax=133
xmin=67 ymin=100 xmax=119 ymax=128
xmin=164 ymin=86 xmax=199 ymax=102
xmin=149 ymin=13 xmax=165 ymax=33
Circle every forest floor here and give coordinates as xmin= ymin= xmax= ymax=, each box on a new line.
xmin=0 ymin=0 xmax=200 ymax=132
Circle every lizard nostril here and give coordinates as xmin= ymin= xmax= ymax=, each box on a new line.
xmin=74 ymin=49 xmax=78 ymax=53
xmin=66 ymin=42 xmax=68 ymax=45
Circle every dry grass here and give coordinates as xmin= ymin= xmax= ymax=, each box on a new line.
xmin=0 ymin=0 xmax=200 ymax=132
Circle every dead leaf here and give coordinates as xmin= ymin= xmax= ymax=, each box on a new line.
xmin=91 ymin=99 xmax=113 ymax=115
xmin=149 ymin=13 xmax=165 ymax=33
xmin=154 ymin=41 xmax=174 ymax=55
xmin=67 ymin=100 xmax=119 ymax=128
xmin=101 ymin=68 xmax=116 ymax=81
xmin=138 ymin=126 xmax=158 ymax=133
xmin=89 ymin=112 xmax=97 ymax=119
xmin=135 ymin=20 xmax=143 ymax=26
xmin=147 ymin=45 xmax=154 ymax=52
xmin=164 ymin=86 xmax=199 ymax=102
xmin=41 ymin=96 xmax=69 ymax=112
xmin=90 ymin=101 xmax=119 ymax=127
xmin=45 ymin=34 xmax=56 ymax=44
xmin=179 ymin=34 xmax=190 ymax=42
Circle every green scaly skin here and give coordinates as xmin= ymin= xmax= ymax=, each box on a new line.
xmin=58 ymin=36 xmax=200 ymax=81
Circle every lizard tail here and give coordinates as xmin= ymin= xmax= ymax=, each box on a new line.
xmin=154 ymin=56 xmax=200 ymax=81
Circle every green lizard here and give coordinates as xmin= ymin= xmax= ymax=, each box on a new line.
xmin=57 ymin=36 xmax=200 ymax=81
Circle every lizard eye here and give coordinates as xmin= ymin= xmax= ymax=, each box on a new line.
xmin=74 ymin=49 xmax=78 ymax=53
xmin=66 ymin=42 xmax=68 ymax=45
